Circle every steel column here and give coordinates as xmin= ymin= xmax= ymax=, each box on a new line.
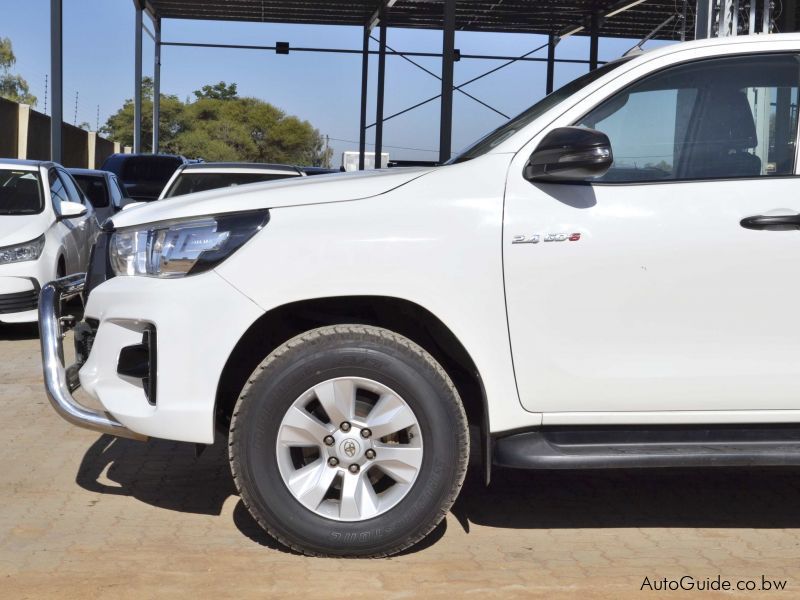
xmin=780 ymin=0 xmax=796 ymax=32
xmin=374 ymin=16 xmax=387 ymax=169
xmin=680 ymin=0 xmax=689 ymax=39
xmin=153 ymin=17 xmax=161 ymax=153
xmin=546 ymin=33 xmax=556 ymax=94
xmin=358 ymin=26 xmax=369 ymax=170
xmin=763 ymin=0 xmax=773 ymax=33
xmin=50 ymin=0 xmax=62 ymax=162
xmin=439 ymin=0 xmax=456 ymax=164
xmin=719 ymin=0 xmax=733 ymax=36
xmin=695 ymin=0 xmax=713 ymax=39
xmin=589 ymin=10 xmax=600 ymax=71
xmin=780 ymin=2 xmax=797 ymax=33
xmin=134 ymin=6 xmax=143 ymax=153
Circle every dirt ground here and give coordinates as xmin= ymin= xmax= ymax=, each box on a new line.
xmin=2 ymin=322 xmax=800 ymax=599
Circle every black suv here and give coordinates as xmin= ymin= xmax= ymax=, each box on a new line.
xmin=101 ymin=154 xmax=188 ymax=202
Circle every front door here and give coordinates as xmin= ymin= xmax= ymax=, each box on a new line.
xmin=504 ymin=51 xmax=800 ymax=417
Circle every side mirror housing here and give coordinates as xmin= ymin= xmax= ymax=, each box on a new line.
xmin=59 ymin=200 xmax=88 ymax=219
xmin=524 ymin=126 xmax=613 ymax=182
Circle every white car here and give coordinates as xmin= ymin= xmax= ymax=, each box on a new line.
xmin=0 ymin=160 xmax=96 ymax=323
xmin=158 ymin=162 xmax=306 ymax=200
xmin=39 ymin=33 xmax=800 ymax=556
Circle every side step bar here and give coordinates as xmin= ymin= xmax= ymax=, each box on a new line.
xmin=493 ymin=424 xmax=800 ymax=469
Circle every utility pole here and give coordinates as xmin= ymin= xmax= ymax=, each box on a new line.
xmin=43 ymin=74 xmax=48 ymax=115
xmin=73 ymin=91 xmax=78 ymax=126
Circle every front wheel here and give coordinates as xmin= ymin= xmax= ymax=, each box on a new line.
xmin=228 ymin=325 xmax=469 ymax=557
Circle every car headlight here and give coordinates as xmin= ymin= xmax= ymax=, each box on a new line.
xmin=0 ymin=234 xmax=45 ymax=265
xmin=109 ymin=210 xmax=269 ymax=278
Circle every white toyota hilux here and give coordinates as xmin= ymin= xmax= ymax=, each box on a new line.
xmin=39 ymin=34 xmax=800 ymax=557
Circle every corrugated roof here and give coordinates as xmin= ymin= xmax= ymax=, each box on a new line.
xmin=145 ymin=0 xmax=695 ymax=41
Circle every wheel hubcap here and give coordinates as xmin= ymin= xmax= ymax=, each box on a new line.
xmin=275 ymin=376 xmax=423 ymax=522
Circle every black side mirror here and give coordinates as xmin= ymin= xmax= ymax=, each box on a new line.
xmin=524 ymin=126 xmax=613 ymax=182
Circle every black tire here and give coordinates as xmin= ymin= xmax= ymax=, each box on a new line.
xmin=229 ymin=324 xmax=469 ymax=557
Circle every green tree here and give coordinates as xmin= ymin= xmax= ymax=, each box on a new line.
xmin=0 ymin=37 xmax=37 ymax=106
xmin=100 ymin=76 xmax=187 ymax=153
xmin=103 ymin=80 xmax=332 ymax=166
xmin=193 ymin=81 xmax=238 ymax=101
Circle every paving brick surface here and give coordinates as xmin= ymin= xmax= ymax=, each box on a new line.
xmin=2 ymin=323 xmax=800 ymax=599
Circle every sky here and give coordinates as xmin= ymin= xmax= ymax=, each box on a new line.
xmin=2 ymin=0 xmax=674 ymax=166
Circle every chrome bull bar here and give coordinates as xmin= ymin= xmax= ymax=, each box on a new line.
xmin=38 ymin=274 xmax=147 ymax=441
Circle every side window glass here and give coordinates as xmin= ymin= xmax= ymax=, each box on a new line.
xmin=578 ymin=53 xmax=800 ymax=183
xmin=57 ymin=169 xmax=84 ymax=204
xmin=48 ymin=169 xmax=68 ymax=213
xmin=110 ymin=176 xmax=124 ymax=207
xmin=114 ymin=177 xmax=127 ymax=203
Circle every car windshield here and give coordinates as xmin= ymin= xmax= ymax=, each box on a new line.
xmin=164 ymin=171 xmax=300 ymax=198
xmin=72 ymin=174 xmax=109 ymax=208
xmin=449 ymin=58 xmax=631 ymax=164
xmin=0 ymin=169 xmax=44 ymax=215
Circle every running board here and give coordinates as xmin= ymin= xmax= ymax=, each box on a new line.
xmin=493 ymin=424 xmax=800 ymax=469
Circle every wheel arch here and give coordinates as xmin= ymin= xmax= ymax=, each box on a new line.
xmin=214 ymin=295 xmax=491 ymax=480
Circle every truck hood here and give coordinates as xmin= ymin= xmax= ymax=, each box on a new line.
xmin=110 ymin=167 xmax=435 ymax=229
xmin=0 ymin=213 xmax=51 ymax=247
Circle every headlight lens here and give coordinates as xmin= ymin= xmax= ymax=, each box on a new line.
xmin=0 ymin=234 xmax=45 ymax=265
xmin=109 ymin=210 xmax=269 ymax=278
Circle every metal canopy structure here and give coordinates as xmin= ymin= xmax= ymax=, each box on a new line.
xmin=49 ymin=1 xmax=799 ymax=167
xmin=143 ymin=0 xmax=690 ymax=40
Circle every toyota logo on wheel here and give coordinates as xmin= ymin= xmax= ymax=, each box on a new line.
xmin=343 ymin=440 xmax=357 ymax=457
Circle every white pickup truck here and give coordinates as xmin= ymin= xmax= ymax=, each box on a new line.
xmin=40 ymin=33 xmax=800 ymax=557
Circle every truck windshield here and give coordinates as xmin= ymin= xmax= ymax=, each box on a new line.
xmin=0 ymin=169 xmax=43 ymax=215
xmin=449 ymin=58 xmax=631 ymax=164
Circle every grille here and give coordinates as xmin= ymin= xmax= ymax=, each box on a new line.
xmin=0 ymin=289 xmax=38 ymax=314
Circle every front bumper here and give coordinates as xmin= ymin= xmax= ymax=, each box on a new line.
xmin=0 ymin=265 xmax=49 ymax=323
xmin=38 ymin=274 xmax=147 ymax=440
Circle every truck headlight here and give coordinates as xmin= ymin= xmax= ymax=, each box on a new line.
xmin=109 ymin=210 xmax=269 ymax=278
xmin=0 ymin=234 xmax=45 ymax=265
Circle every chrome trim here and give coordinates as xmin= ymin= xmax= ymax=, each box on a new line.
xmin=38 ymin=274 xmax=147 ymax=441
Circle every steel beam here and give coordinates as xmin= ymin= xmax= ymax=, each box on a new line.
xmin=153 ymin=17 xmax=161 ymax=153
xmin=439 ymin=0 xmax=456 ymax=164
xmin=134 ymin=6 xmax=143 ymax=153
xmin=546 ymin=34 xmax=556 ymax=94
xmin=50 ymin=0 xmax=62 ymax=162
xmin=358 ymin=26 xmax=370 ymax=170
xmin=161 ymin=40 xmax=593 ymax=64
xmin=374 ymin=16 xmax=387 ymax=169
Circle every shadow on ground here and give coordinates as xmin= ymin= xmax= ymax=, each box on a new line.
xmin=76 ymin=434 xmax=800 ymax=554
